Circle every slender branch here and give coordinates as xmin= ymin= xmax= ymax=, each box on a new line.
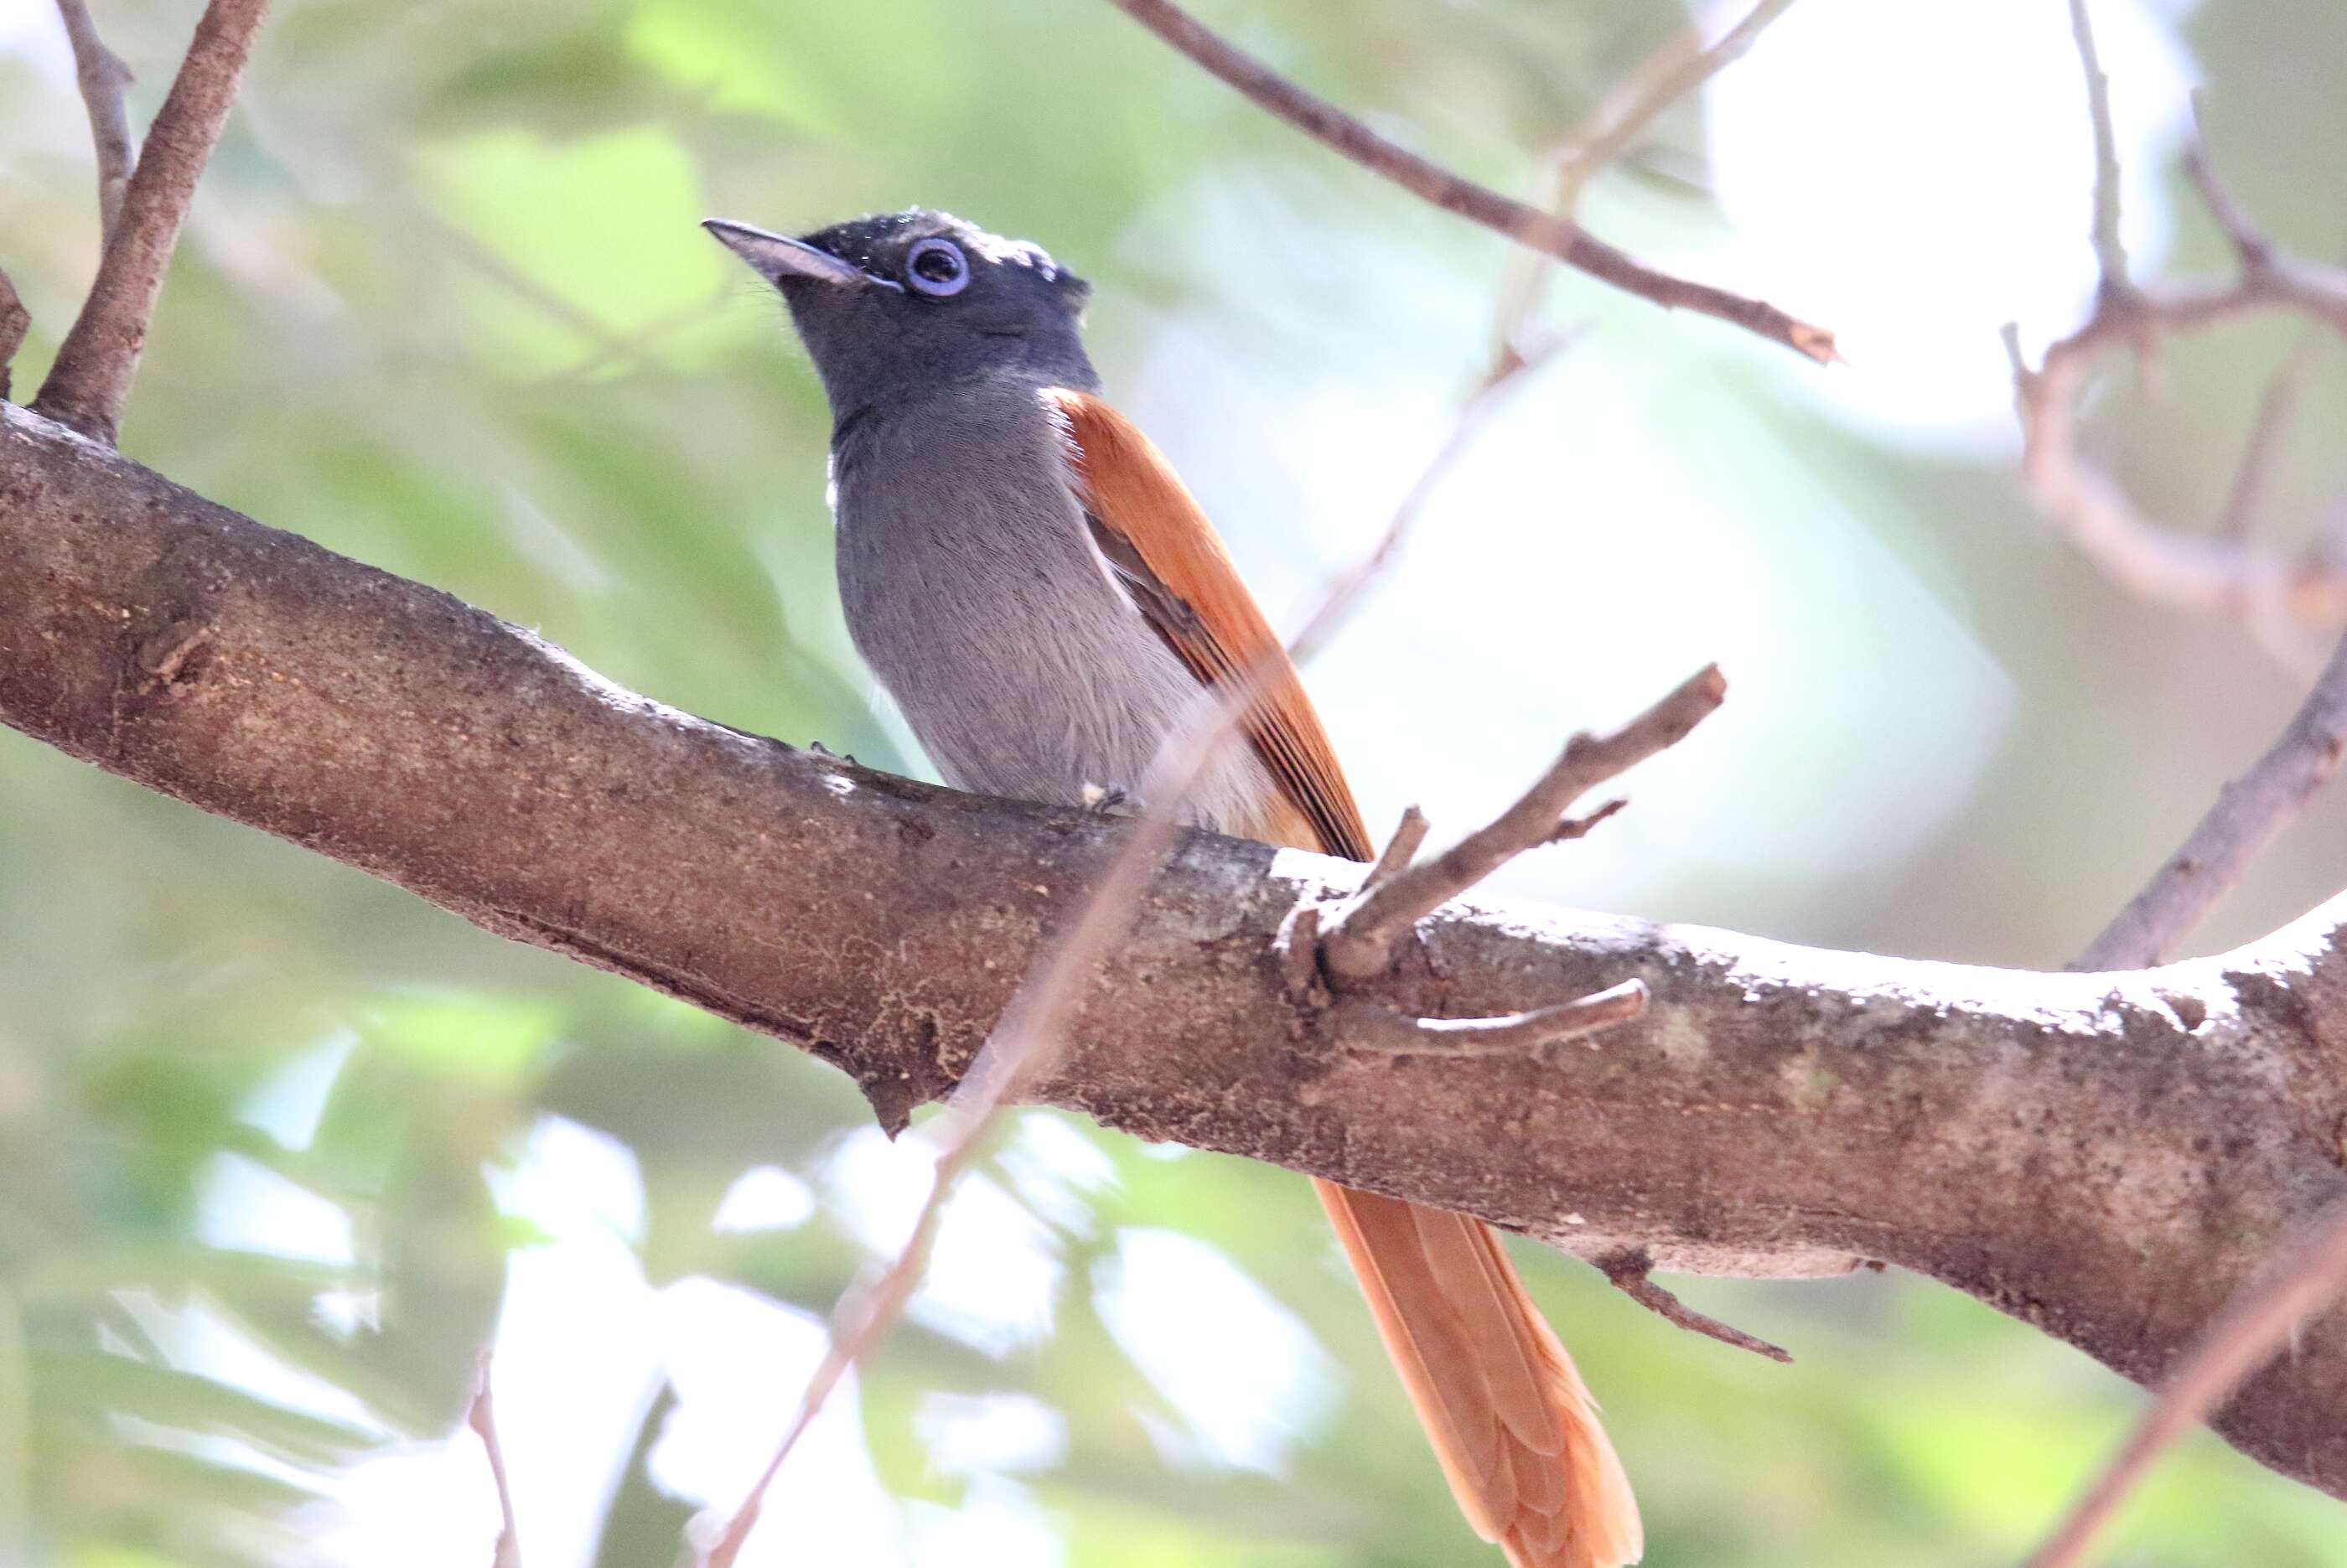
xmin=31 ymin=0 xmax=271 ymax=444
xmin=1359 ymin=805 xmax=1430 ymax=897
xmin=2066 ymin=0 xmax=2130 ymax=292
xmin=2215 ymin=332 xmax=2323 ymax=542
xmin=2019 ymin=1197 xmax=2347 ymax=1568
xmin=465 ymin=1352 xmax=521 ymax=1568
xmin=2008 ymin=94 xmax=2347 ymax=647
xmin=2075 ymin=630 xmax=2347 ymax=970
xmin=1489 ymin=0 xmax=1800 ymax=422
xmin=1101 ymin=0 xmax=1837 ymax=364
xmin=54 ymin=0 xmax=137 ymax=247
xmin=2181 ymin=116 xmax=2274 ymax=272
xmin=1289 ymin=330 xmax=1566 ymax=667
xmin=0 ymin=270 xmax=28 ymax=405
xmin=693 ymin=1141 xmax=946 ymax=1566
xmin=1597 ymin=1249 xmax=1794 ymax=1364
xmin=1321 ymin=665 xmax=1728 ymax=981
xmin=1547 ymin=0 xmax=1797 ymax=215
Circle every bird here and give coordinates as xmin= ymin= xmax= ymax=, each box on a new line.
xmin=704 ymin=206 xmax=1642 ymax=1568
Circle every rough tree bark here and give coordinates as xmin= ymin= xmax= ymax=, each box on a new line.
xmin=6 ymin=401 xmax=2347 ymax=1498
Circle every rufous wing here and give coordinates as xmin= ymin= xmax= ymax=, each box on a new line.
xmin=1045 ymin=386 xmax=1644 ymax=1568
xmin=1044 ymin=386 xmax=1370 ymax=861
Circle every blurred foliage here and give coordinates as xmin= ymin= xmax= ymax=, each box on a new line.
xmin=4 ymin=0 xmax=2347 ymax=1565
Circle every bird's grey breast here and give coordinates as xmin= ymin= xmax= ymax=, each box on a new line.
xmin=827 ymin=374 xmax=1272 ymax=831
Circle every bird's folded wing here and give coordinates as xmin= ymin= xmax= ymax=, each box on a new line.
xmin=1044 ymin=386 xmax=1370 ymax=861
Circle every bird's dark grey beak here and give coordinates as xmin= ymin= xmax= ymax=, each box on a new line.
xmin=702 ymin=218 xmax=888 ymax=289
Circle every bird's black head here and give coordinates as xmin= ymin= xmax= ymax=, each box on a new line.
xmin=703 ymin=208 xmax=1096 ymax=425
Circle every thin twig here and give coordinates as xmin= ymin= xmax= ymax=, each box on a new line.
xmin=2215 ymin=332 xmax=2323 ymax=542
xmin=2074 ymin=629 xmax=2347 ymax=970
xmin=0 ymin=270 xmax=28 ymax=405
xmin=693 ymin=314 xmax=1575 ymax=1568
xmin=54 ymin=0 xmax=137 ymax=247
xmin=1341 ymin=979 xmax=1649 ymax=1057
xmin=2019 ymin=1196 xmax=2347 ymax=1568
xmin=1502 ymin=0 xmax=1793 ymax=364
xmin=1288 ymin=334 xmax=1567 ymax=667
xmin=1598 ymin=1248 xmax=1793 ymax=1364
xmin=1322 ymin=665 xmax=1728 ymax=981
xmin=1551 ymin=796 xmax=1629 ymax=843
xmin=465 ymin=1352 xmax=521 ymax=1568
xmin=1490 ymin=26 xmax=1697 ymax=364
xmin=2008 ymin=88 xmax=2347 ymax=649
xmin=1359 ymin=805 xmax=1430 ymax=897
xmin=1101 ymin=0 xmax=1837 ymax=365
xmin=32 ymin=0 xmax=271 ymax=444
xmin=2066 ymin=0 xmax=2129 ymax=292
xmin=1493 ymin=0 xmax=1800 ymax=361
xmin=2180 ymin=107 xmax=2275 ymax=273
xmin=1552 ymin=0 xmax=1796 ymax=212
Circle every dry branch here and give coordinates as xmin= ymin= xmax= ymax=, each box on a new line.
xmin=1549 ymin=0 xmax=1796 ymax=209
xmin=54 ymin=0 xmax=137 ymax=246
xmin=2009 ymin=37 xmax=2347 ymax=649
xmin=464 ymin=1353 xmax=521 ymax=1568
xmin=1597 ymin=1249 xmax=1793 ymax=1364
xmin=2215 ymin=331 xmax=2323 ymax=543
xmin=1359 ymin=805 xmax=1430 ymax=897
xmin=1493 ymin=0 xmax=1800 ymax=360
xmin=32 ymin=0 xmax=270 ymax=443
xmin=2019 ymin=1197 xmax=2347 ymax=1568
xmin=13 ymin=406 xmax=2347 ymax=1498
xmin=2075 ymin=630 xmax=2347 ymax=970
xmin=2066 ymin=0 xmax=2129 ymax=291
xmin=1321 ymin=664 xmax=1728 ymax=981
xmin=1101 ymin=0 xmax=1837 ymax=364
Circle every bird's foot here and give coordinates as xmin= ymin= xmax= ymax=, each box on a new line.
xmin=1080 ymin=782 xmax=1143 ymax=817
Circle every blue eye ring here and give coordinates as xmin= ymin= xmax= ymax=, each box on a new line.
xmin=904 ymin=237 xmax=970 ymax=297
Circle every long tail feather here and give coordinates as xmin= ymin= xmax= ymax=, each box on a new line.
xmin=1315 ymin=1180 xmax=1642 ymax=1568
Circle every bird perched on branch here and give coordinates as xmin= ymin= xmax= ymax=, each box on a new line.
xmin=706 ymin=206 xmax=1641 ymax=1568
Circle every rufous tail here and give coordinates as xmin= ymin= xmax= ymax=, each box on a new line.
xmin=1314 ymin=1179 xmax=1643 ymax=1568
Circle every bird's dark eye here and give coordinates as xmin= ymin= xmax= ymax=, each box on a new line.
xmin=904 ymin=237 xmax=969 ymax=298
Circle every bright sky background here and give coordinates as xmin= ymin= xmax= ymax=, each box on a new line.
xmin=3 ymin=0 xmax=2205 ymax=1562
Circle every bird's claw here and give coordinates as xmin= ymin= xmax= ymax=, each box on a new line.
xmin=1081 ymin=782 xmax=1142 ymax=816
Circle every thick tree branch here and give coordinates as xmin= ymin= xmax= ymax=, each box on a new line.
xmin=9 ymin=404 xmax=2347 ymax=1498
xmin=32 ymin=0 xmax=269 ymax=444
xmin=1101 ymin=0 xmax=1837 ymax=364
xmin=2076 ymin=630 xmax=2347 ymax=970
